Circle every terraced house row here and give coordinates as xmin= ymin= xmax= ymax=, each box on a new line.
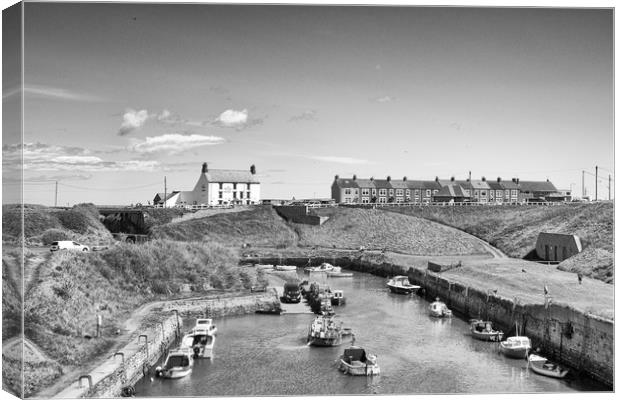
xmin=331 ymin=175 xmax=564 ymax=204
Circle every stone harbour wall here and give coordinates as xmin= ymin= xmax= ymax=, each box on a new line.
xmin=81 ymin=292 xmax=280 ymax=397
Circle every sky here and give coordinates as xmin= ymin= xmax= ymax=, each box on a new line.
xmin=2 ymin=2 xmax=614 ymax=206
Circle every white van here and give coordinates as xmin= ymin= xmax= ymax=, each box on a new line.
xmin=50 ymin=241 xmax=90 ymax=252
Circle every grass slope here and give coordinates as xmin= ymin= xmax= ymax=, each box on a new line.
xmin=3 ymin=203 xmax=113 ymax=245
xmin=151 ymin=206 xmax=298 ymax=248
xmin=296 ymin=207 xmax=488 ymax=256
xmin=387 ymin=202 xmax=614 ymax=282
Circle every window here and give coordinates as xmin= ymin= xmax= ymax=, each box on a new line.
xmin=361 ymin=197 xmax=369 ymax=204
xmin=481 ymin=190 xmax=486 ymax=197
xmin=415 ymin=189 xmax=420 ymax=195
xmin=354 ymin=189 xmax=358 ymax=194
xmin=433 ymin=190 xmax=438 ymax=195
xmin=344 ymin=198 xmax=351 ymax=203
xmin=233 ymin=183 xmax=237 ymax=190
xmin=511 ymin=190 xmax=518 ymax=196
xmin=240 ymin=192 xmax=244 ymax=199
xmin=378 ymin=197 xmax=387 ymax=203
xmin=362 ymin=188 xmax=370 ymax=196
xmin=388 ymin=189 xmax=394 ymax=196
xmin=497 ymin=190 xmax=502 ymax=197
xmin=201 ymin=185 xmax=206 ymax=192
xmin=219 ymin=183 xmax=223 ymax=190
xmin=406 ymin=189 xmax=410 ymax=195
xmin=218 ymin=191 xmax=223 ymax=199
xmin=379 ymin=189 xmax=387 ymax=196
xmin=372 ymin=189 xmax=377 ymax=195
xmin=474 ymin=190 xmax=479 ymax=197
xmin=396 ymin=189 xmax=404 ymax=196
xmin=505 ymin=190 xmax=510 ymax=197
xmin=233 ymin=192 xmax=237 ymax=199
xmin=425 ymin=190 xmax=431 ymax=197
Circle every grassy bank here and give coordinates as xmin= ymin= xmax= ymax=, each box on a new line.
xmin=296 ymin=207 xmax=488 ymax=255
xmin=386 ymin=202 xmax=614 ymax=282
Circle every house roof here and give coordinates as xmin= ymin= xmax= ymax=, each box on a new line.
xmin=154 ymin=191 xmax=180 ymax=202
xmin=519 ymin=180 xmax=558 ymax=192
xmin=487 ymin=181 xmax=503 ymax=190
xmin=435 ymin=184 xmax=469 ymax=198
xmin=390 ymin=180 xmax=409 ymax=189
xmin=469 ymin=180 xmax=491 ymax=190
xmin=334 ymin=178 xmax=359 ymax=188
xmin=355 ymin=179 xmax=376 ymax=188
xmin=500 ymin=180 xmax=520 ymax=189
xmin=205 ymin=169 xmax=259 ymax=183
xmin=373 ymin=179 xmax=393 ymax=189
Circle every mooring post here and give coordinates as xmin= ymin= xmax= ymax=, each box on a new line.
xmin=114 ymin=351 xmax=125 ymax=365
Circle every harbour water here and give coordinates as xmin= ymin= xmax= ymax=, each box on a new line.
xmin=134 ymin=269 xmax=607 ymax=396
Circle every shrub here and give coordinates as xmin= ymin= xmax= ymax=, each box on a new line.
xmin=40 ymin=229 xmax=73 ymax=245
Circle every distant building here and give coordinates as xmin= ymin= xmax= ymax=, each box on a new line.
xmin=331 ymin=173 xmax=561 ymax=204
xmin=154 ymin=163 xmax=260 ymax=207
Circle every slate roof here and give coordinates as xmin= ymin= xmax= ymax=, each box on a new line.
xmin=205 ymin=169 xmax=259 ymax=183
xmin=500 ymin=180 xmax=520 ymax=190
xmin=355 ymin=179 xmax=376 ymax=188
xmin=487 ymin=181 xmax=503 ymax=190
xmin=334 ymin=178 xmax=359 ymax=188
xmin=435 ymin=184 xmax=470 ymax=198
xmin=373 ymin=179 xmax=393 ymax=189
xmin=469 ymin=180 xmax=491 ymax=190
xmin=390 ymin=180 xmax=409 ymax=189
xmin=519 ymin=180 xmax=558 ymax=192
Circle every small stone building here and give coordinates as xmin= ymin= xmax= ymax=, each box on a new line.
xmin=535 ymin=232 xmax=583 ymax=262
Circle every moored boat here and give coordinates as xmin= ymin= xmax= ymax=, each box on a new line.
xmin=499 ymin=336 xmax=531 ymax=359
xmin=469 ymin=319 xmax=503 ymax=342
xmin=193 ymin=318 xmax=217 ymax=336
xmin=305 ymin=263 xmax=335 ymax=273
xmin=339 ymin=345 xmax=380 ymax=376
xmin=181 ymin=326 xmax=216 ymax=359
xmin=528 ymin=354 xmax=569 ymax=378
xmin=327 ymin=268 xmax=353 ymax=278
xmin=428 ymin=298 xmax=452 ymax=318
xmin=307 ymin=315 xmax=353 ymax=347
xmin=155 ymin=347 xmax=193 ymax=379
xmin=274 ymin=265 xmax=297 ymax=271
xmin=255 ymin=264 xmax=274 ymax=270
xmin=331 ymin=289 xmax=346 ymax=306
xmin=386 ymin=276 xmax=420 ymax=294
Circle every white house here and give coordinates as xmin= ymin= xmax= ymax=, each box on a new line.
xmin=154 ymin=163 xmax=260 ymax=207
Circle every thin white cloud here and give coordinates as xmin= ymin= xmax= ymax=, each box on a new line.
xmin=373 ymin=95 xmax=394 ymax=103
xmin=118 ymin=109 xmax=150 ymax=136
xmin=3 ymin=84 xmax=104 ymax=102
xmin=3 ymin=142 xmax=161 ymax=172
xmin=128 ymin=134 xmax=225 ymax=155
xmin=214 ymin=109 xmax=248 ymax=128
xmin=289 ymin=110 xmax=318 ymax=122
xmin=308 ymin=155 xmax=373 ymax=165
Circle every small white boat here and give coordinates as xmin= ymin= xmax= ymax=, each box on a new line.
xmin=386 ymin=276 xmax=420 ymax=294
xmin=305 ymin=263 xmax=335 ymax=273
xmin=331 ymin=290 xmax=346 ymax=306
xmin=255 ymin=264 xmax=274 ymax=270
xmin=528 ymin=354 xmax=569 ymax=378
xmin=274 ymin=265 xmax=297 ymax=271
xmin=327 ymin=267 xmax=353 ymax=277
xmin=181 ymin=325 xmax=216 ymax=359
xmin=469 ymin=319 xmax=503 ymax=342
xmin=339 ymin=345 xmax=380 ymax=376
xmin=155 ymin=347 xmax=193 ymax=379
xmin=499 ymin=336 xmax=531 ymax=359
xmin=193 ymin=318 xmax=217 ymax=336
xmin=428 ymin=298 xmax=452 ymax=318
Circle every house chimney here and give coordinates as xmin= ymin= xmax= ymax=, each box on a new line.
xmin=334 ymin=174 xmax=339 ymax=180
xmin=435 ymin=176 xmax=439 ymax=182
xmin=202 ymin=162 xmax=208 ymax=173
xmin=387 ymin=176 xmax=391 ymax=182
xmin=353 ymin=174 xmax=357 ymax=180
xmin=250 ymin=164 xmax=256 ymax=175
xmin=516 ymin=178 xmax=520 ymax=184
xmin=482 ymin=176 xmax=486 ymax=182
xmin=370 ymin=176 xmax=374 ymax=181
xmin=512 ymin=178 xmax=516 ymax=183
xmin=403 ymin=176 xmax=407 ymax=181
xmin=450 ymin=176 xmax=455 ymax=182
xmin=497 ymin=177 xmax=501 ymax=183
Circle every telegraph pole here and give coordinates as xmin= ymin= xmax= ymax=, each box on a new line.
xmin=54 ymin=181 xmax=58 ymax=207
xmin=595 ymin=166 xmax=598 ymax=201
xmin=582 ymin=170 xmax=585 ymax=197
xmin=164 ymin=176 xmax=167 ymax=208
